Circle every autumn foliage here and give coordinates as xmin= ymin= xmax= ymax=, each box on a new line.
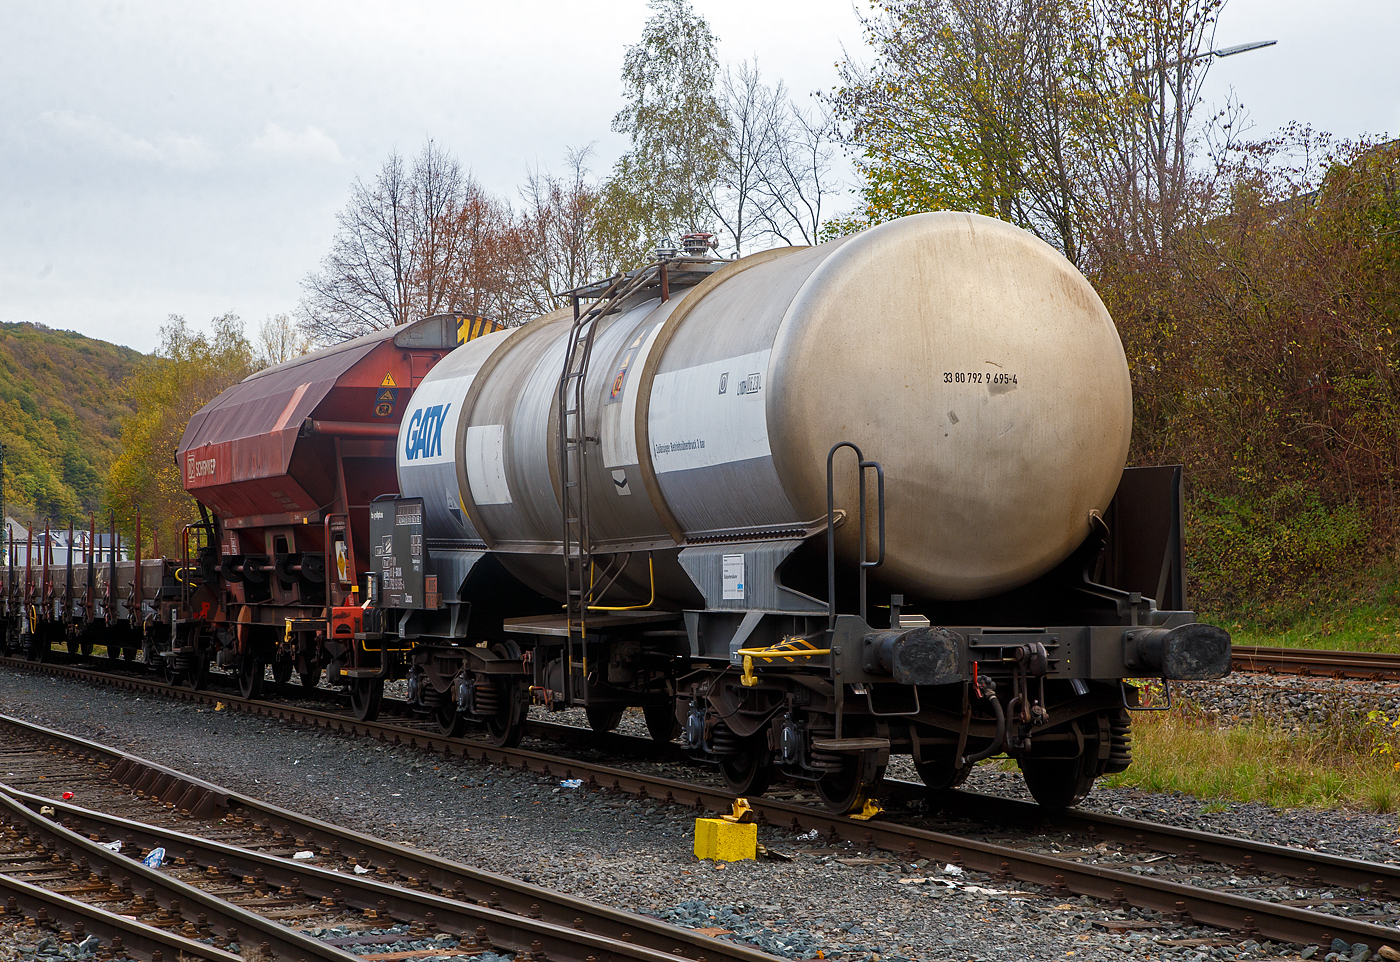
xmin=106 ymin=315 xmax=259 ymax=554
xmin=1099 ymin=134 xmax=1400 ymax=615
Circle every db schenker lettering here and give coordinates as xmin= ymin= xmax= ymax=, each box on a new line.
xmin=186 ymin=455 xmax=216 ymax=481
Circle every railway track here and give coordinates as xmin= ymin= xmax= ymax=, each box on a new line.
xmin=4 ymin=654 xmax=1400 ymax=955
xmin=0 ymin=710 xmax=777 ymax=960
xmin=1232 ymin=645 xmax=1400 ymax=681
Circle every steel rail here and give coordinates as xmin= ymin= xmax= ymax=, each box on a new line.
xmin=1232 ymin=645 xmax=1400 ymax=681
xmin=0 ymin=710 xmax=775 ymax=962
xmin=5 ymin=657 xmax=1400 ymax=951
xmin=0 ymin=783 xmax=359 ymax=960
xmin=0 ymin=871 xmax=244 ymax=962
xmin=929 ymin=789 xmax=1400 ymax=893
xmin=0 ymin=783 xmax=700 ymax=962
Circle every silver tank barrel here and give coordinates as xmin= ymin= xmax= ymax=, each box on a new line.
xmin=398 ymin=212 xmax=1132 ymax=604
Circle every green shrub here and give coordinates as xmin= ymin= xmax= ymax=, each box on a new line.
xmin=1188 ymin=484 xmax=1369 ymax=616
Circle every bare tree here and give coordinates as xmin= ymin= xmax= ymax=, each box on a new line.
xmin=436 ymin=178 xmax=522 ymax=323
xmin=298 ymin=141 xmax=468 ymax=342
xmin=753 ymin=97 xmax=840 ymax=247
xmin=515 ymin=147 xmax=618 ymax=317
xmin=708 ymin=61 xmax=842 ymax=254
xmin=410 ymin=140 xmax=471 ymax=319
xmin=1077 ymin=0 xmax=1229 ymax=259
xmin=710 ymin=61 xmax=784 ymax=256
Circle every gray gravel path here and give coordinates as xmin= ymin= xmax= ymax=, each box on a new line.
xmin=0 ymin=668 xmax=1386 ymax=961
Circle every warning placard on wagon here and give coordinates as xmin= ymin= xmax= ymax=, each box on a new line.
xmin=649 ymin=350 xmax=771 ymax=474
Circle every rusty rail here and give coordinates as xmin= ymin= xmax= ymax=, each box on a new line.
xmin=0 ymin=871 xmax=242 ymax=962
xmin=1232 ymin=645 xmax=1400 ymax=681
xmin=0 ymin=707 xmax=777 ymax=962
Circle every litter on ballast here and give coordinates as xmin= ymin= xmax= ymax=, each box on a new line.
xmin=900 ymin=876 xmax=1033 ymax=897
xmin=561 ymin=779 xmax=584 ymax=788
xmin=292 ymin=851 xmax=315 ymax=860
xmin=143 ymin=847 xmax=166 ymax=868
xmin=100 ymin=840 xmax=122 ymax=853
xmin=796 ymin=829 xmax=820 ymax=841
xmin=353 ymin=864 xmax=371 ymax=874
xmin=942 ymin=864 xmax=964 ymax=876
xmin=61 ymin=791 xmax=74 ymax=800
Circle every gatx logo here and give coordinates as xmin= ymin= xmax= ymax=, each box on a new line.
xmin=404 ymin=404 xmax=452 ymax=460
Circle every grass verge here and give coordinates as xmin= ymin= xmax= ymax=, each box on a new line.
xmin=1102 ymin=708 xmax=1400 ymax=812
xmin=1204 ymin=560 xmax=1400 ymax=653
xmin=1225 ymin=606 xmax=1400 ymax=654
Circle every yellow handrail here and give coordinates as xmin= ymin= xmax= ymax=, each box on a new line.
xmin=587 ymin=553 xmax=656 ymax=611
xmin=735 ymin=641 xmax=832 ymax=687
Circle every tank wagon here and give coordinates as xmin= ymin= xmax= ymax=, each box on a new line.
xmin=0 ymin=214 xmax=1231 ymax=812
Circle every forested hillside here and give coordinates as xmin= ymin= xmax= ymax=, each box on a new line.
xmin=0 ymin=322 xmax=142 ymax=526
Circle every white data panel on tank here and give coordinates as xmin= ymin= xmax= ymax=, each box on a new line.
xmin=649 ymin=349 xmax=772 ymax=474
xmin=464 ymin=424 xmax=513 ymax=505
xmin=601 ymin=319 xmax=665 ymax=469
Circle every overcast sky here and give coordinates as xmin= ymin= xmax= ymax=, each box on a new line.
xmin=2 ymin=0 xmax=1396 ymax=355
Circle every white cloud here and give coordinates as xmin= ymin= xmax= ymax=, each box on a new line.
xmin=248 ymin=122 xmax=346 ymax=165
xmin=38 ymin=110 xmax=216 ymax=168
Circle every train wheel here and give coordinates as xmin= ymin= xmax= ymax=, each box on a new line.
xmin=271 ymin=658 xmax=293 ymax=687
xmin=644 ymin=703 xmax=681 ymax=744
xmin=816 ymin=750 xmax=885 ymax=814
xmin=66 ymin=637 xmax=78 ymax=656
xmin=719 ymin=738 xmax=774 ymax=797
xmin=183 ymin=655 xmax=210 ymax=691
xmin=484 ymin=641 xmax=525 ymax=748
xmin=79 ymin=640 xmax=93 ymax=657
xmin=238 ymin=656 xmax=265 ymax=700
xmin=23 ymin=633 xmax=44 ymax=663
xmin=122 ymin=647 xmax=136 ymax=662
xmin=161 ymin=656 xmax=182 ymax=686
xmin=434 ymin=702 xmax=466 ymax=737
xmin=299 ymin=667 xmax=321 ymax=690
xmin=1017 ymin=753 xmax=1098 ymax=810
xmin=913 ymin=746 xmax=972 ymax=793
xmin=585 ymin=706 xmax=624 ymax=734
xmin=350 ymin=678 xmax=383 ymax=721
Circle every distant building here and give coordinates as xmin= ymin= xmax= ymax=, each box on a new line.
xmin=1 ymin=518 xmax=128 ymax=566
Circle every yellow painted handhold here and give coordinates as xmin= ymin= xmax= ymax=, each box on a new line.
xmin=740 ymin=654 xmax=757 ymax=687
xmin=694 ymin=817 xmax=757 ymax=862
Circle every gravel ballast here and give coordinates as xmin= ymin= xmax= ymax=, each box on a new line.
xmin=0 ymin=668 xmax=1395 ymax=961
